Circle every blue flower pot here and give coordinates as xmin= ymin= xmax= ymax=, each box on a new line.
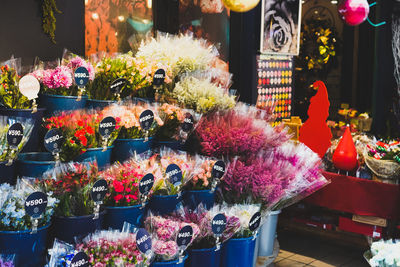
xmin=52 ymin=212 xmax=104 ymax=244
xmin=0 ymin=107 xmax=45 ymax=152
xmin=86 ymin=99 xmax=116 ymax=109
xmin=0 ymin=161 xmax=16 ymax=185
xmin=75 ymin=146 xmax=113 ymax=170
xmin=148 ymin=194 xmax=182 ymax=215
xmin=187 ymin=247 xmax=221 ymax=267
xmin=220 ymin=236 xmax=257 ymax=267
xmin=183 ymin=190 xmax=215 ymax=210
xmin=0 ymin=224 xmax=50 ymax=267
xmin=104 ymin=204 xmax=146 ymax=230
xmin=112 ymin=137 xmax=153 ymax=163
xmin=17 ymin=152 xmax=55 ymax=178
xmin=39 ymin=93 xmax=87 ymax=116
xmin=156 ymin=140 xmax=186 ymax=151
xmin=151 ymin=255 xmax=188 ymax=267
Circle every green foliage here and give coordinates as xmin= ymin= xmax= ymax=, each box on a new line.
xmin=0 ymin=65 xmax=31 ymax=109
xmin=42 ymin=0 xmax=61 ymax=44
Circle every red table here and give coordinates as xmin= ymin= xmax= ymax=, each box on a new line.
xmin=305 ymin=171 xmax=400 ymax=220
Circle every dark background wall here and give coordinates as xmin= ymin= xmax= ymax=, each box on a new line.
xmin=0 ymin=0 xmax=84 ymax=66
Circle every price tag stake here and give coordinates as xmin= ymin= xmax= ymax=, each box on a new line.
xmin=74 ymin=67 xmax=89 ymax=102
xmin=212 ymin=213 xmax=226 ymax=251
xmin=44 ymin=129 xmax=64 ymax=163
xmin=139 ymin=173 xmax=154 ymax=207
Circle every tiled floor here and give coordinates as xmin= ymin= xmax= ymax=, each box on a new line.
xmin=269 ymin=231 xmax=369 ymax=267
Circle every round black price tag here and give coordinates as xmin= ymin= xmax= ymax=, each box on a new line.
xmin=139 ymin=173 xmax=154 ymax=196
xmin=181 ymin=113 xmax=194 ymax=132
xmin=7 ymin=123 xmax=23 ymax=147
xmin=212 ymin=160 xmax=226 ymax=179
xmin=90 ymin=179 xmax=108 ymax=202
xmin=44 ymin=129 xmax=64 ymax=153
xmin=249 ymin=212 xmax=261 ymax=232
xmin=139 ymin=110 xmax=154 ymax=130
xmin=99 ymin=116 xmax=116 ymax=138
xmin=212 ymin=213 xmax=226 ymax=236
xmin=153 ymin=69 xmax=165 ymax=86
xmin=24 ymin=192 xmax=48 ymax=219
xmin=177 ymin=225 xmax=193 ymax=248
xmin=74 ymin=67 xmax=89 ymax=86
xmin=136 ymin=228 xmax=152 ymax=254
xmin=166 ymin=164 xmax=182 ymax=186
xmin=70 ymin=251 xmax=89 ymax=267
xmin=110 ymin=78 xmax=127 ymax=94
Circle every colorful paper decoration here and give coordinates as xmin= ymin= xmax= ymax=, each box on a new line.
xmin=332 ymin=126 xmax=358 ymax=171
xmin=299 ymin=81 xmax=332 ymax=159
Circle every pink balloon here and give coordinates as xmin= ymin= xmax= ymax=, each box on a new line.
xmin=338 ymin=0 xmax=370 ymax=26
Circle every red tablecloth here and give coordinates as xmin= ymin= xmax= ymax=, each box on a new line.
xmin=305 ymin=171 xmax=400 ymax=220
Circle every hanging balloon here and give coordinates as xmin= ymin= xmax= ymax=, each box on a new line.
xmin=222 ymin=0 xmax=260 ymax=12
xmin=332 ymin=126 xmax=358 ymax=171
xmin=338 ymin=0 xmax=370 ymax=26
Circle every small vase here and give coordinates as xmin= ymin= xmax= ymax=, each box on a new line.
xmin=112 ymin=137 xmax=153 ymax=163
xmin=150 ymin=255 xmax=188 ymax=267
xmin=104 ymin=204 xmax=146 ymax=230
xmin=39 ymin=93 xmax=87 ymax=116
xmin=75 ymin=146 xmax=113 ymax=170
xmin=0 ymin=161 xmax=16 ymax=185
xmin=187 ymin=247 xmax=221 ymax=267
xmin=86 ymin=99 xmax=117 ymax=109
xmin=148 ymin=194 xmax=182 ymax=215
xmin=183 ymin=190 xmax=216 ymax=210
xmin=0 ymin=224 xmax=50 ymax=267
xmin=52 ymin=212 xmax=104 ymax=244
xmin=221 ymin=236 xmax=257 ymax=267
xmin=17 ymin=152 xmax=55 ymax=178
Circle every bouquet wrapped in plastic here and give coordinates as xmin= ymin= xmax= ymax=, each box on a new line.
xmin=0 ymin=179 xmax=58 ymax=231
xmin=224 ymin=203 xmax=262 ymax=238
xmin=47 ymin=239 xmax=75 ymax=267
xmin=0 ymin=254 xmax=15 ymax=267
xmin=0 ymin=116 xmax=34 ymax=164
xmin=367 ymin=239 xmax=400 ymax=267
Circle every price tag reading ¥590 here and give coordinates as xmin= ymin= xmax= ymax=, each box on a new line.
xmin=139 ymin=110 xmax=154 ymax=131
xmin=165 ymin=164 xmax=182 ymax=186
xmin=25 ymin=192 xmax=48 ymax=219
xmin=99 ymin=117 xmax=116 ymax=138
xmin=74 ymin=67 xmax=89 ymax=86
xmin=153 ymin=69 xmax=165 ymax=86
xmin=211 ymin=160 xmax=226 ymax=179
xmin=7 ymin=123 xmax=23 ymax=147
xmin=44 ymin=129 xmax=64 ymax=153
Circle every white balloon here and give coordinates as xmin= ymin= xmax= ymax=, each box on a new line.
xmin=19 ymin=75 xmax=40 ymax=100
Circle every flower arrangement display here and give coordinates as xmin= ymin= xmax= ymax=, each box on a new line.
xmin=0 ymin=180 xmax=58 ymax=231
xmin=88 ymin=53 xmax=147 ymax=100
xmin=0 ymin=62 xmax=31 ymax=109
xmin=102 ymin=102 xmax=163 ymax=140
xmin=186 ymin=156 xmax=222 ymax=191
xmin=144 ymin=215 xmax=200 ymax=261
xmin=76 ymin=230 xmax=149 ymax=266
xmin=41 ymin=161 xmax=100 ymax=217
xmin=155 ymin=103 xmax=185 ymax=141
xmin=172 ymin=76 xmax=236 ymax=114
xmin=44 ymin=109 xmax=120 ymax=161
xmin=367 ymin=239 xmax=400 ymax=267
xmin=224 ymin=204 xmax=261 ymax=238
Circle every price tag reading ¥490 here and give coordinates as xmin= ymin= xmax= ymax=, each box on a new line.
xmin=139 ymin=173 xmax=154 ymax=196
xmin=110 ymin=78 xmax=127 ymax=95
xmin=211 ymin=160 xmax=226 ymax=179
xmin=90 ymin=179 xmax=108 ymax=202
xmin=212 ymin=213 xmax=226 ymax=236
xmin=181 ymin=113 xmax=194 ymax=132
xmin=44 ymin=129 xmax=64 ymax=153
xmin=249 ymin=212 xmax=261 ymax=232
xmin=24 ymin=192 xmax=48 ymax=219
xmin=136 ymin=228 xmax=152 ymax=254
xmin=70 ymin=251 xmax=89 ymax=267
xmin=7 ymin=123 xmax=23 ymax=147
xmin=153 ymin=69 xmax=166 ymax=86
xmin=176 ymin=225 xmax=193 ymax=248
xmin=74 ymin=67 xmax=89 ymax=87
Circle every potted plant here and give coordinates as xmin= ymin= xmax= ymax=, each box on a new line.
xmin=41 ymin=161 xmax=104 ymax=244
xmin=0 ymin=181 xmax=58 ymax=266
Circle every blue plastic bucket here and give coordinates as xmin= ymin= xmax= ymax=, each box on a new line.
xmin=75 ymin=146 xmax=113 ymax=170
xmin=0 ymin=161 xmax=16 ymax=185
xmin=156 ymin=140 xmax=186 ymax=151
xmin=39 ymin=93 xmax=87 ymax=116
xmin=52 ymin=212 xmax=104 ymax=244
xmin=0 ymin=107 xmax=45 ymax=152
xmin=183 ymin=190 xmax=215 ymax=210
xmin=151 ymin=255 xmax=188 ymax=266
xmin=187 ymin=247 xmax=221 ymax=267
xmin=112 ymin=137 xmax=153 ymax=163
xmin=221 ymin=236 xmax=257 ymax=267
xmin=104 ymin=204 xmax=145 ymax=230
xmin=258 ymin=210 xmax=281 ymax=257
xmin=148 ymin=194 xmax=181 ymax=215
xmin=17 ymin=152 xmax=55 ymax=178
xmin=86 ymin=99 xmax=116 ymax=109
xmin=0 ymin=224 xmax=50 ymax=267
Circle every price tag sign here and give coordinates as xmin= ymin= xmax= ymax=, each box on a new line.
xmin=99 ymin=117 xmax=116 ymax=138
xmin=153 ymin=69 xmax=166 ymax=86
xmin=44 ymin=129 xmax=64 ymax=153
xmin=70 ymin=251 xmax=89 ymax=267
xmin=74 ymin=67 xmax=89 ymax=86
xmin=177 ymin=225 xmax=193 ymax=248
xmin=136 ymin=228 xmax=152 ymax=254
xmin=166 ymin=164 xmax=182 ymax=186
xmin=25 ymin=192 xmax=48 ymax=219
xmin=181 ymin=113 xmax=194 ymax=132
xmin=249 ymin=212 xmax=261 ymax=232
xmin=139 ymin=173 xmax=154 ymax=196
xmin=110 ymin=78 xmax=127 ymax=94
xmin=212 ymin=161 xmax=226 ymax=179
xmin=90 ymin=179 xmax=108 ymax=202
xmin=212 ymin=213 xmax=226 ymax=236
xmin=19 ymin=75 xmax=40 ymax=100
xmin=7 ymin=123 xmax=23 ymax=147
xmin=139 ymin=110 xmax=154 ymax=131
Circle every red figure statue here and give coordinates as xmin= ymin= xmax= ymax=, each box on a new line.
xmin=332 ymin=126 xmax=358 ymax=171
xmin=299 ymin=81 xmax=332 ymax=159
